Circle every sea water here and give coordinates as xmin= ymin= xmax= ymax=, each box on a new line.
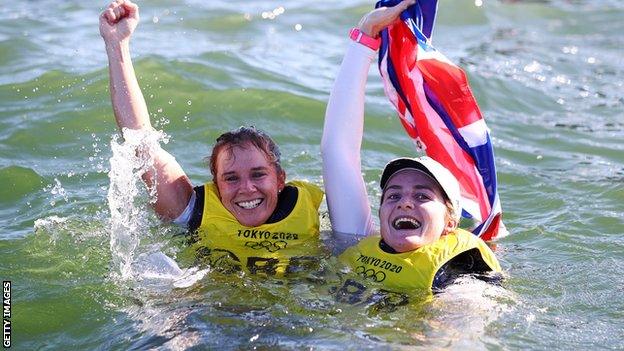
xmin=0 ymin=0 xmax=622 ymax=349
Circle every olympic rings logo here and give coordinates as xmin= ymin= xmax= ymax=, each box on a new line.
xmin=355 ymin=265 xmax=386 ymax=282
xmin=245 ymin=240 xmax=287 ymax=252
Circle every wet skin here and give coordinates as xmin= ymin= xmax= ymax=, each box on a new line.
xmin=215 ymin=143 xmax=285 ymax=227
xmin=379 ymin=169 xmax=456 ymax=253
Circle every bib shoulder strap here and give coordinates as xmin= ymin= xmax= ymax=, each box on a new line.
xmin=266 ymin=185 xmax=298 ymax=223
xmin=188 ymin=185 xmax=205 ymax=232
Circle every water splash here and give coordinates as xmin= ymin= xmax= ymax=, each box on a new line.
xmin=426 ymin=276 xmax=516 ymax=348
xmin=106 ymin=128 xmax=166 ymax=279
xmin=132 ymin=251 xmax=209 ymax=288
xmin=33 ymin=215 xmax=69 ymax=243
xmin=43 ymin=178 xmax=69 ymax=206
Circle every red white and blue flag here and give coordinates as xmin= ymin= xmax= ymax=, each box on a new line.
xmin=376 ymin=0 xmax=507 ymax=240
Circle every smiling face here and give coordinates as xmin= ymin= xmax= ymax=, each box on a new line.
xmin=379 ymin=169 xmax=457 ymax=253
xmin=215 ymin=142 xmax=285 ymax=227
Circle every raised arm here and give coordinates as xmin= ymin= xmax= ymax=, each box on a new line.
xmin=321 ymin=0 xmax=415 ymax=236
xmin=100 ymin=0 xmax=192 ymax=220
xmin=321 ymin=42 xmax=375 ymax=236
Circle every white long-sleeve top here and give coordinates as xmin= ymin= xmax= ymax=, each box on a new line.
xmin=321 ymin=41 xmax=377 ymax=236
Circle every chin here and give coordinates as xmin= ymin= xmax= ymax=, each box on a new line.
xmin=238 ymin=218 xmax=262 ymax=227
xmin=237 ymin=212 xmax=269 ymax=227
xmin=396 ymin=242 xmax=420 ymax=253
xmin=388 ymin=235 xmax=425 ymax=253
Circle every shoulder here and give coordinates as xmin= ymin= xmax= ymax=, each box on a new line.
xmin=287 ymin=180 xmax=324 ymax=207
xmin=451 ymin=228 xmax=501 ymax=271
xmin=288 ymin=180 xmax=323 ymax=196
xmin=201 ymin=181 xmax=218 ymax=196
xmin=432 ymin=229 xmax=503 ymax=290
xmin=339 ymin=235 xmax=380 ymax=259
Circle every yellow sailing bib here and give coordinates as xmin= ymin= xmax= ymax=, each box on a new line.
xmin=191 ymin=180 xmax=323 ymax=276
xmin=339 ymin=228 xmax=501 ymax=291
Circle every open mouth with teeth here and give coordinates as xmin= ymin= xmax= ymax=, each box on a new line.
xmin=236 ymin=198 xmax=263 ymax=210
xmin=392 ymin=217 xmax=421 ymax=230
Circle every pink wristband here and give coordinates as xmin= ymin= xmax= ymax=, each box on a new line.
xmin=349 ymin=27 xmax=381 ymax=51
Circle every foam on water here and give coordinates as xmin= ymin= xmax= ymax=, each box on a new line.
xmin=33 ymin=215 xmax=68 ymax=229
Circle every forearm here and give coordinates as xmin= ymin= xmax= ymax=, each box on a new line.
xmin=105 ymin=40 xmax=192 ymax=219
xmin=105 ymin=41 xmax=152 ymax=131
xmin=321 ymin=41 xmax=376 ymax=235
xmin=99 ymin=1 xmax=193 ymax=220
xmin=322 ymin=42 xmax=374 ymax=157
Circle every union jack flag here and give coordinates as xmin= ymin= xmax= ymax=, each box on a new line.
xmin=376 ymin=0 xmax=507 ymax=240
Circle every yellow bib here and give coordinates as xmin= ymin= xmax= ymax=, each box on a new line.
xmin=339 ymin=228 xmax=501 ymax=291
xmin=192 ymin=180 xmax=323 ymax=276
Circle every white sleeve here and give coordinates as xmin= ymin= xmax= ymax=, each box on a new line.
xmin=172 ymin=190 xmax=196 ymax=227
xmin=321 ymin=41 xmax=376 ymax=236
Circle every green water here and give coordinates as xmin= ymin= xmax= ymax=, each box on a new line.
xmin=1 ymin=0 xmax=623 ymax=349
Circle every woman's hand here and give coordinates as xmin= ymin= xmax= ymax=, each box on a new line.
xmin=358 ymin=0 xmax=415 ymax=38
xmin=99 ymin=0 xmax=139 ymax=45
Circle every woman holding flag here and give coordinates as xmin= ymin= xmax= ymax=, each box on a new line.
xmin=322 ymin=0 xmax=503 ymax=291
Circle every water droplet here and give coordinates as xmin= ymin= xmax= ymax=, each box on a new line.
xmin=554 ymin=75 xmax=569 ymax=85
xmin=168 ymin=100 xmax=173 ymax=105
xmin=152 ymin=16 xmax=159 ymax=23
xmin=295 ymin=24 xmax=302 ymax=31
xmin=524 ymin=61 xmax=541 ymax=73
xmin=187 ymin=100 xmax=192 ymax=105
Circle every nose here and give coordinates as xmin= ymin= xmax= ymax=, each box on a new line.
xmin=240 ymin=177 xmax=257 ymax=193
xmin=397 ymin=197 xmax=415 ymax=210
